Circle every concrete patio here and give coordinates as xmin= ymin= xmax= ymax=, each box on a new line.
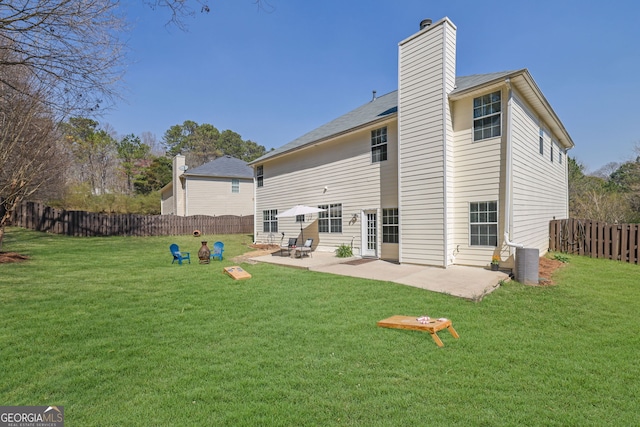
xmin=249 ymin=251 xmax=511 ymax=301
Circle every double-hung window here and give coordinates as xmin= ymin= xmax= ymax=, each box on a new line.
xmin=231 ymin=179 xmax=239 ymax=193
xmin=263 ymin=209 xmax=277 ymax=233
xmin=470 ymin=201 xmax=498 ymax=246
xmin=382 ymin=208 xmax=399 ymax=243
xmin=318 ymin=204 xmax=342 ymax=233
xmin=473 ymin=91 xmax=501 ymax=141
xmin=256 ymin=165 xmax=264 ymax=187
xmin=371 ymin=127 xmax=388 ymax=163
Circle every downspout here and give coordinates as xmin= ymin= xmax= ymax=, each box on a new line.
xmin=504 ymin=78 xmax=524 ymax=249
xmin=253 ymin=174 xmax=257 ymax=244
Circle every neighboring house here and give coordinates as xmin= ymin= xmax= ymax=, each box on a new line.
xmin=161 ymin=155 xmax=254 ymax=217
xmin=249 ymin=17 xmax=574 ymax=268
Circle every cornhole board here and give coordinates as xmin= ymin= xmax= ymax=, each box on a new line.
xmin=223 ymin=266 xmax=252 ymax=280
xmin=377 ymin=315 xmax=459 ymax=347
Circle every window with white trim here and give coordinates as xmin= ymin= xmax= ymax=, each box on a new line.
xmin=295 ymin=214 xmax=305 ymax=223
xmin=539 ymin=129 xmax=544 ymax=155
xmin=318 ymin=204 xmax=342 ymax=233
xmin=263 ymin=209 xmax=277 ymax=233
xmin=559 ymin=149 xmax=563 ymax=164
xmin=256 ymin=165 xmax=264 ymax=187
xmin=382 ymin=208 xmax=399 ymax=243
xmin=232 ymin=179 xmax=239 ymax=193
xmin=550 ymin=141 xmax=554 ymax=163
xmin=371 ymin=127 xmax=388 ymax=163
xmin=470 ymin=201 xmax=498 ymax=246
xmin=473 ymin=91 xmax=501 ymax=141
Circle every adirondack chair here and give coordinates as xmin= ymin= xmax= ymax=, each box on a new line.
xmin=211 ymin=241 xmax=224 ymax=261
xmin=170 ymin=244 xmax=190 ymax=265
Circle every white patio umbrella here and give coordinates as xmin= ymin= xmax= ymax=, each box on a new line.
xmin=276 ymin=205 xmax=326 ymax=241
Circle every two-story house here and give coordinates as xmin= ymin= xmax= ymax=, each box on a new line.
xmin=249 ymin=17 xmax=574 ymax=268
xmin=161 ymin=155 xmax=254 ymax=217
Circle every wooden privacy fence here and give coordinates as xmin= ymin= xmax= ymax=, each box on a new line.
xmin=549 ymin=218 xmax=639 ymax=264
xmin=8 ymin=201 xmax=253 ymax=237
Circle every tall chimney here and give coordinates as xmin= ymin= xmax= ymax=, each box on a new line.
xmin=419 ymin=19 xmax=432 ymax=30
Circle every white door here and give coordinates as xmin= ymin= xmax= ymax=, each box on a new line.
xmin=361 ymin=210 xmax=377 ymax=258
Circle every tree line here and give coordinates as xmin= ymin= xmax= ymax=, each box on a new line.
xmin=60 ymin=117 xmax=267 ymax=198
xmin=0 ymin=0 xmax=267 ymax=247
xmin=569 ymin=151 xmax=640 ymax=224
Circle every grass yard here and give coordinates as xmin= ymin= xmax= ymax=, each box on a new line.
xmin=1 ymin=227 xmax=639 ymax=426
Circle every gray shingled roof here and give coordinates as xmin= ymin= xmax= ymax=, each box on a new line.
xmin=250 ymin=90 xmax=398 ymax=164
xmin=451 ymin=70 xmax=519 ymax=95
xmin=251 ymin=71 xmax=518 ymax=164
xmin=184 ymin=155 xmax=253 ymax=179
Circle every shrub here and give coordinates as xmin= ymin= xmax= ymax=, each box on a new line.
xmin=335 ymin=244 xmax=353 ymax=258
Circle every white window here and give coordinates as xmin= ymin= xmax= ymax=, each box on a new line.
xmin=263 ymin=209 xmax=277 ymax=233
xmin=473 ymin=91 xmax=501 ymax=141
xmin=371 ymin=127 xmax=388 ymax=163
xmin=232 ymin=179 xmax=239 ymax=193
xmin=550 ymin=141 xmax=554 ymax=163
xmin=295 ymin=214 xmax=305 ymax=223
xmin=318 ymin=204 xmax=342 ymax=233
xmin=559 ymin=149 xmax=563 ymax=164
xmin=382 ymin=208 xmax=399 ymax=243
xmin=539 ymin=129 xmax=544 ymax=155
xmin=470 ymin=201 xmax=498 ymax=246
xmin=256 ymin=165 xmax=264 ymax=187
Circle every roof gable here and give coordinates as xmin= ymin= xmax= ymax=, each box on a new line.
xmin=184 ymin=155 xmax=253 ymax=179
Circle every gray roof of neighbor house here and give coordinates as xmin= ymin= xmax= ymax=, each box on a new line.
xmin=184 ymin=155 xmax=253 ymax=179
xmin=250 ymin=69 xmax=573 ymax=164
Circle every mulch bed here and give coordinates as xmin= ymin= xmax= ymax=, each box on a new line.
xmin=538 ymin=257 xmax=565 ymax=285
xmin=0 ymin=252 xmax=30 ymax=264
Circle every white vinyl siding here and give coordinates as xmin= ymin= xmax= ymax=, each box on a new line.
xmin=185 ymin=177 xmax=254 ymax=216
xmin=254 ymin=121 xmax=398 ymax=253
xmin=450 ymin=96 xmax=503 ymax=266
xmin=398 ymin=18 xmax=456 ymax=267
xmin=510 ymin=92 xmax=568 ymax=254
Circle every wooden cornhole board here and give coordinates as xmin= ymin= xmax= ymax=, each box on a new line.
xmin=377 ymin=315 xmax=459 ymax=347
xmin=223 ymin=266 xmax=252 ymax=280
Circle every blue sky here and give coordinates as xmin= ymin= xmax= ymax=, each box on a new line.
xmin=105 ymin=0 xmax=640 ymax=172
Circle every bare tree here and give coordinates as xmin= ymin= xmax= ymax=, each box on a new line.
xmin=1 ymin=0 xmax=127 ymax=118
xmin=0 ymin=58 xmax=68 ymax=248
xmin=144 ymin=0 xmax=274 ymax=30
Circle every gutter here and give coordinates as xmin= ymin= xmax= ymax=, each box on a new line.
xmin=504 ymin=78 xmax=524 ymax=249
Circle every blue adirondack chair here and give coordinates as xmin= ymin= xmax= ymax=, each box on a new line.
xmin=170 ymin=244 xmax=191 ymax=265
xmin=211 ymin=241 xmax=224 ymax=261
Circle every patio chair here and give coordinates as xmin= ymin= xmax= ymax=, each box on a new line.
xmin=298 ymin=238 xmax=314 ymax=258
xmin=211 ymin=241 xmax=224 ymax=261
xmin=170 ymin=244 xmax=191 ymax=265
xmin=280 ymin=237 xmax=297 ymax=256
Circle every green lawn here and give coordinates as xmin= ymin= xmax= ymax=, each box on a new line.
xmin=1 ymin=227 xmax=639 ymax=426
